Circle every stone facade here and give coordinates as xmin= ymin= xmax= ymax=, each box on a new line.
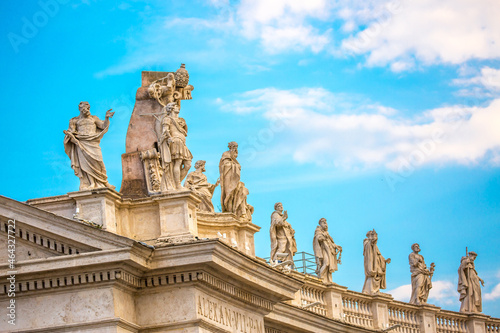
xmin=1 ymin=69 xmax=499 ymax=333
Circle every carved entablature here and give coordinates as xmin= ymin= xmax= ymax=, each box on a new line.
xmin=147 ymin=64 xmax=194 ymax=108
xmin=140 ymin=148 xmax=162 ymax=194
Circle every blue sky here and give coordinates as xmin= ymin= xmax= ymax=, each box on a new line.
xmin=1 ymin=0 xmax=500 ymax=317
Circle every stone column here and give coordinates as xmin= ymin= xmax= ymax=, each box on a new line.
xmin=153 ymin=190 xmax=201 ymax=242
xmin=467 ymin=313 xmax=490 ymax=333
xmin=324 ymin=285 xmax=347 ymax=320
xmin=68 ymin=187 xmax=122 ymax=232
xmin=371 ymin=293 xmax=393 ymax=330
xmin=418 ymin=304 xmax=439 ymax=333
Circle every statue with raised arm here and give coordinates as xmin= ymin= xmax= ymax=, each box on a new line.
xmin=184 ymin=160 xmax=219 ymax=212
xmin=270 ymin=202 xmax=297 ymax=264
xmin=458 ymin=251 xmax=484 ymax=313
xmin=219 ymin=142 xmax=253 ymax=219
xmin=63 ymin=101 xmax=115 ymax=191
xmin=313 ymin=218 xmax=342 ymax=285
xmin=362 ymin=229 xmax=391 ymax=294
xmin=159 ymin=102 xmax=192 ymax=190
xmin=409 ymin=243 xmax=435 ymax=305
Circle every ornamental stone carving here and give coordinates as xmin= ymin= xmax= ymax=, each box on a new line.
xmin=458 ymin=251 xmax=484 ymax=313
xmin=270 ymin=202 xmax=297 ymax=266
xmin=184 ymin=160 xmax=219 ymax=212
xmin=313 ymin=218 xmax=342 ymax=285
xmin=159 ymin=102 xmax=192 ymax=190
xmin=362 ymin=229 xmax=391 ymax=295
xmin=409 ymin=243 xmax=435 ymax=305
xmin=63 ymin=101 xmax=115 ymax=191
xmin=219 ymin=142 xmax=253 ymax=219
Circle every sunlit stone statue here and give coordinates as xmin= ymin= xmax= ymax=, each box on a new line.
xmin=313 ymin=218 xmax=342 ymax=285
xmin=159 ymin=102 xmax=192 ymax=190
xmin=219 ymin=142 xmax=253 ymax=219
xmin=362 ymin=229 xmax=391 ymax=295
xmin=458 ymin=251 xmax=484 ymax=313
xmin=63 ymin=101 xmax=115 ymax=191
xmin=184 ymin=160 xmax=219 ymax=212
xmin=270 ymin=202 xmax=297 ymax=264
xmin=409 ymin=243 xmax=435 ymax=305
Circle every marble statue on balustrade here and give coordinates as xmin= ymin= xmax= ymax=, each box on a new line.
xmin=313 ymin=218 xmax=342 ymax=285
xmin=409 ymin=243 xmax=435 ymax=305
xmin=159 ymin=102 xmax=192 ymax=190
xmin=458 ymin=251 xmax=484 ymax=313
xmin=270 ymin=202 xmax=297 ymax=264
xmin=184 ymin=160 xmax=219 ymax=212
xmin=219 ymin=142 xmax=253 ymax=219
xmin=362 ymin=229 xmax=391 ymax=295
xmin=63 ymin=101 xmax=115 ymax=191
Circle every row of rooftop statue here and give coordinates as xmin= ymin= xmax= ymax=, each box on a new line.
xmin=62 ymin=65 xmax=253 ymax=219
xmin=270 ymin=202 xmax=485 ymax=313
xmin=62 ymin=64 xmax=483 ymax=314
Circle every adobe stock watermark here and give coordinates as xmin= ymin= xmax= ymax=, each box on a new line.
xmin=239 ymin=113 xmax=291 ymax=163
xmin=7 ymin=0 xmax=69 ymax=54
xmin=384 ymin=107 xmax=469 ymax=192
xmin=6 ymin=219 xmax=17 ymax=326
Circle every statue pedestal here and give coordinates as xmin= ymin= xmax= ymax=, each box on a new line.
xmin=68 ymin=187 xmax=122 ymax=233
xmin=197 ymin=212 xmax=261 ymax=256
xmin=153 ymin=190 xmax=201 ymax=243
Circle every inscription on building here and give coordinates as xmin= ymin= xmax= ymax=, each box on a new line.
xmin=197 ymin=295 xmax=263 ymax=333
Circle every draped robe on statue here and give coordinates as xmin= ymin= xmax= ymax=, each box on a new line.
xmin=409 ymin=253 xmax=432 ymax=304
xmin=184 ymin=171 xmax=216 ymax=212
xmin=362 ymin=238 xmax=388 ymax=294
xmin=64 ymin=116 xmax=112 ymax=190
xmin=458 ymin=256 xmax=482 ymax=312
xmin=270 ymin=211 xmax=297 ymax=262
xmin=219 ymin=151 xmax=252 ymax=218
xmin=313 ymin=226 xmax=339 ymax=277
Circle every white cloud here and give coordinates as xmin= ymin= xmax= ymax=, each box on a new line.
xmin=485 ymin=283 xmax=500 ymax=301
xmin=428 ymin=280 xmax=456 ymax=305
xmin=387 ymin=280 xmax=456 ymax=305
xmin=219 ymin=87 xmax=500 ymax=170
xmin=341 ymin=0 xmax=500 ymax=69
xmin=454 ymin=67 xmax=500 ymax=97
xmin=387 ymin=284 xmax=411 ymax=302
xmin=236 ymin=0 xmax=334 ymax=53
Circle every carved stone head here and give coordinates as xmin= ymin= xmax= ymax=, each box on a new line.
xmin=411 ymin=243 xmax=420 ymax=252
xmin=274 ymin=202 xmax=283 ymax=212
xmin=194 ymin=160 xmax=206 ymax=171
xmin=78 ymin=101 xmax=91 ymax=117
xmin=228 ymin=141 xmax=238 ymax=157
xmin=319 ymin=218 xmax=328 ymax=231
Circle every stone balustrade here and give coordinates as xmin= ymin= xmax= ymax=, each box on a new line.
xmin=286 ymin=270 xmax=499 ymax=333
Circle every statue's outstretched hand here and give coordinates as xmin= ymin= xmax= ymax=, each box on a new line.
xmin=480 ymin=279 xmax=485 ymax=287
xmin=106 ymin=109 xmax=115 ymax=118
xmin=386 ymin=258 xmax=392 ymax=264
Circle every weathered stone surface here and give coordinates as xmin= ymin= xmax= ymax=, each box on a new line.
xmin=313 ymin=218 xmax=342 ymax=285
xmin=409 ymin=243 xmax=435 ymax=305
xmin=458 ymin=251 xmax=484 ymax=313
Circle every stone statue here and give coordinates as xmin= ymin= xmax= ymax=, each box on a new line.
xmin=219 ymin=142 xmax=253 ymax=219
xmin=458 ymin=251 xmax=484 ymax=313
xmin=409 ymin=243 xmax=435 ymax=305
xmin=63 ymin=101 xmax=115 ymax=191
xmin=184 ymin=160 xmax=219 ymax=212
xmin=362 ymin=229 xmax=391 ymax=295
xmin=313 ymin=218 xmax=342 ymax=285
xmin=270 ymin=202 xmax=297 ymax=264
xmin=159 ymin=102 xmax=192 ymax=190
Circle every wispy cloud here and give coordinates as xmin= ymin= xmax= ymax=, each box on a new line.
xmin=388 ymin=280 xmax=456 ymax=305
xmin=218 ymin=87 xmax=500 ymax=171
xmin=341 ymin=0 xmax=500 ymax=70
xmin=96 ymin=0 xmax=500 ymax=76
